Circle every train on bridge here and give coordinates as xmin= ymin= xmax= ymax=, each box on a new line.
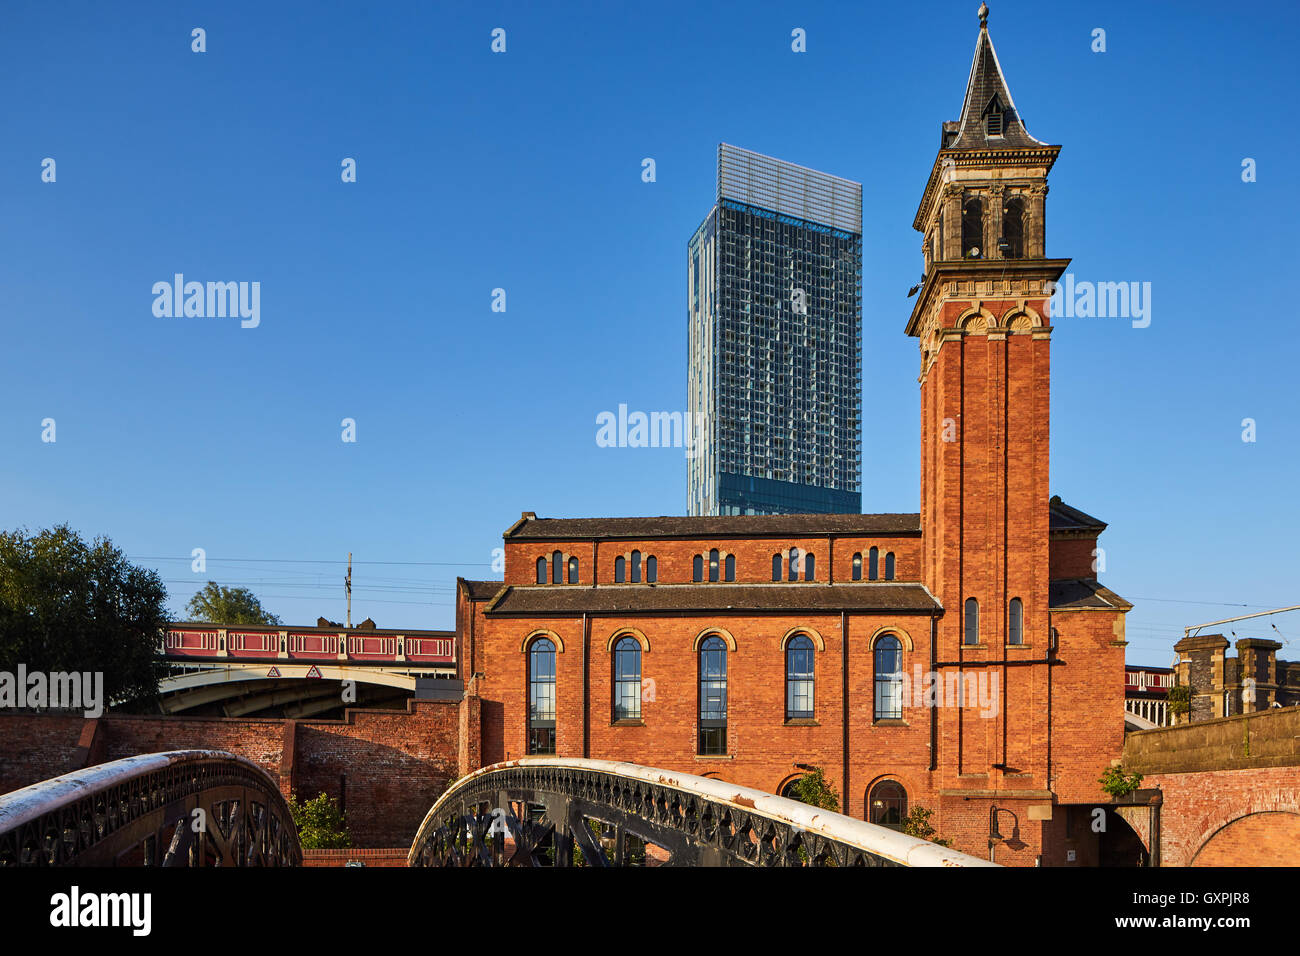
xmin=163 ymin=623 xmax=456 ymax=668
xmin=156 ymin=623 xmax=460 ymax=718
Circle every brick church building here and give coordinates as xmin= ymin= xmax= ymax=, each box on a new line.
xmin=456 ymin=9 xmax=1135 ymax=865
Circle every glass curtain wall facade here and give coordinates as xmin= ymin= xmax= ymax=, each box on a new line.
xmin=688 ymin=143 xmax=862 ymax=516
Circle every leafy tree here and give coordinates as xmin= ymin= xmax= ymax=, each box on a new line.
xmin=902 ymin=805 xmax=952 ymax=847
xmin=288 ymin=792 xmax=352 ymax=849
xmin=186 ymin=582 xmax=281 ymax=625
xmin=785 ymin=765 xmax=841 ymax=812
xmin=0 ymin=525 xmax=167 ymax=706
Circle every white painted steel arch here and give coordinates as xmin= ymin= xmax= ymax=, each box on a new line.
xmin=410 ymin=756 xmax=998 ymax=868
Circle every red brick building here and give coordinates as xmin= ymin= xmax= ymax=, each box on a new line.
xmin=456 ymin=11 xmax=1134 ymax=865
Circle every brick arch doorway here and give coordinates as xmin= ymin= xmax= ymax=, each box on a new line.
xmin=1099 ymin=807 xmax=1149 ymax=867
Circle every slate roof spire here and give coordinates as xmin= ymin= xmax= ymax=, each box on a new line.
xmin=945 ymin=4 xmax=1046 ymax=149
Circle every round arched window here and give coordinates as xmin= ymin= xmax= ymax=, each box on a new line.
xmin=868 ymin=780 xmax=907 ymax=830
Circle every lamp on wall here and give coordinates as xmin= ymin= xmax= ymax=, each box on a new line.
xmin=988 ymin=805 xmax=1020 ymax=860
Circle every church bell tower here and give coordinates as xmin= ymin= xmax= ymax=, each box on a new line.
xmin=908 ymin=4 xmax=1071 ymax=775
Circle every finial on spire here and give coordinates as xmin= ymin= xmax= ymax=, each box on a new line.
xmin=978 ymin=2 xmax=989 ymax=28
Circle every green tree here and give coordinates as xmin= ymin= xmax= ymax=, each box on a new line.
xmin=902 ymin=805 xmax=952 ymax=847
xmin=0 ymin=525 xmax=167 ymax=706
xmin=288 ymin=792 xmax=352 ymax=849
xmin=186 ymin=582 xmax=281 ymax=625
xmin=785 ymin=766 xmax=841 ymax=812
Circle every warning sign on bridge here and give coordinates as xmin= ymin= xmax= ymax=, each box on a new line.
xmin=305 ymin=665 xmax=323 ymax=679
xmin=266 ymin=666 xmax=281 ymax=678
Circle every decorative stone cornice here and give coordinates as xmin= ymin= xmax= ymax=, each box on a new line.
xmin=905 ymin=258 xmax=1070 ymax=339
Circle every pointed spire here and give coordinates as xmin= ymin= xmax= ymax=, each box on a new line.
xmin=947 ymin=7 xmax=1045 ymax=149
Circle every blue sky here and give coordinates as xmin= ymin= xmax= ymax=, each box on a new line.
xmin=1 ymin=0 xmax=1296 ymax=665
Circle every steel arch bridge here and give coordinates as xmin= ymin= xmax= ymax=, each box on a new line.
xmin=0 ymin=751 xmax=301 ymax=867
xmin=409 ymin=758 xmax=996 ymax=868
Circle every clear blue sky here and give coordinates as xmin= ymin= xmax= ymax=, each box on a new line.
xmin=2 ymin=0 xmax=1296 ymax=666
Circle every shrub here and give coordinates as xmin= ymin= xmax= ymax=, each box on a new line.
xmin=902 ymin=805 xmax=951 ymax=847
xmin=288 ymin=792 xmax=352 ymax=849
xmin=1099 ymin=764 xmax=1144 ymax=798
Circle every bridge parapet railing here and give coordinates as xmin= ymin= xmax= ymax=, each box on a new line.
xmin=0 ymin=750 xmax=301 ymax=867
xmin=410 ymin=757 xmax=996 ymax=868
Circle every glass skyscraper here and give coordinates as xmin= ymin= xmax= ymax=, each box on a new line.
xmin=688 ymin=143 xmax=863 ymax=516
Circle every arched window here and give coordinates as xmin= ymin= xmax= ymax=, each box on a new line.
xmin=527 ymin=638 xmax=556 ymax=755
xmin=1002 ymin=196 xmax=1024 ymax=259
xmin=615 ymin=555 xmax=626 ymax=583
xmin=698 ymin=636 xmax=727 ymax=755
xmin=709 ymin=548 xmax=719 ymax=583
xmin=630 ymin=550 xmax=641 ymax=583
xmin=852 ymin=552 xmax=862 ymax=581
xmin=804 ymin=553 xmax=815 ymax=581
xmin=724 ymin=554 xmax=735 ymax=582
xmin=962 ymin=197 xmax=983 ymax=259
xmin=868 ymin=546 xmax=879 ymax=581
xmin=965 ymin=598 xmax=980 ymax=645
xmin=536 ymin=557 xmax=546 ymax=585
xmin=772 ymin=554 xmax=782 ymax=582
xmin=868 ymin=780 xmax=907 ymax=830
xmin=612 ymin=637 xmax=641 ymax=721
xmin=788 ymin=547 xmax=799 ymax=582
xmin=1008 ymin=597 xmax=1023 ymax=646
xmin=694 ymin=554 xmax=704 ymax=583
xmin=567 ymin=556 xmax=578 ymax=584
xmin=646 ymin=555 xmax=657 ymax=583
xmin=551 ymin=551 xmax=562 ymax=585
xmin=786 ymin=635 xmax=815 ymax=720
xmin=873 ymin=635 xmax=902 ymax=720
xmin=884 ymin=552 xmax=895 ymax=581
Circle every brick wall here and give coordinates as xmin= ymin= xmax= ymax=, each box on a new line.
xmin=1050 ymin=536 xmax=1099 ymax=580
xmin=0 ymin=714 xmax=88 ymax=794
xmin=302 ymin=848 xmax=409 ymax=867
xmin=1188 ymin=810 xmax=1300 ymax=866
xmin=1143 ymin=766 xmax=1300 ymax=866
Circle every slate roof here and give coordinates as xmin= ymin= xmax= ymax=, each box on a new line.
xmin=1048 ymin=496 xmax=1108 ymax=534
xmin=505 ymin=513 xmax=922 ymax=541
xmin=460 ymin=579 xmax=505 ymax=602
xmin=946 ymin=15 xmax=1046 ymax=150
xmin=1048 ymin=578 xmax=1132 ymax=611
xmin=485 ymin=583 xmax=941 ymax=616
